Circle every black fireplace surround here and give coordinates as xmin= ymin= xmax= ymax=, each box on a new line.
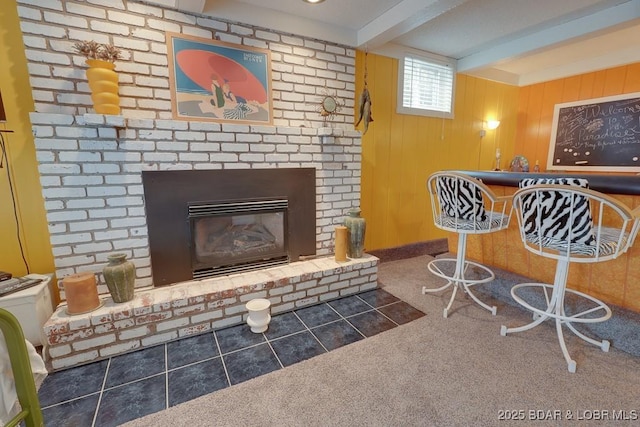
xmin=142 ymin=168 xmax=316 ymax=286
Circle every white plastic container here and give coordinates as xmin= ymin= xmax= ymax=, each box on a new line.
xmin=0 ymin=274 xmax=53 ymax=346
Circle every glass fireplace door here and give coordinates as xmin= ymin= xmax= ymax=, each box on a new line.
xmin=188 ymin=199 xmax=288 ymax=278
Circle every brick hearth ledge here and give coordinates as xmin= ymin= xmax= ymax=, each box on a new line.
xmin=43 ymin=255 xmax=379 ymax=372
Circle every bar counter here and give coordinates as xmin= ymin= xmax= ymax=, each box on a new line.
xmin=446 ymin=170 xmax=640 ymax=313
xmin=455 ymin=170 xmax=640 ymax=195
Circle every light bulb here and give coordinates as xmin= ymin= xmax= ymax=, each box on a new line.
xmin=486 ymin=120 xmax=500 ymax=130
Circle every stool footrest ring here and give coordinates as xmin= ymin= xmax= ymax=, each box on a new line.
xmin=425 ymin=258 xmax=497 ymax=317
xmin=510 ymin=283 xmax=612 ymax=324
xmin=501 ymin=282 xmax=612 ymax=373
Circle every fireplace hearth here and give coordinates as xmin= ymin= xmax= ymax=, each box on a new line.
xmin=143 ymin=168 xmax=316 ymax=286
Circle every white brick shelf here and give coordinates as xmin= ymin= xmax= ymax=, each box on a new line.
xmin=42 ymin=255 xmax=379 ymax=372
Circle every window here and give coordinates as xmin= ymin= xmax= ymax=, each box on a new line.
xmin=397 ymin=53 xmax=456 ymax=119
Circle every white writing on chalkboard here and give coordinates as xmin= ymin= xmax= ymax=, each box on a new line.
xmin=548 ymin=92 xmax=640 ymax=172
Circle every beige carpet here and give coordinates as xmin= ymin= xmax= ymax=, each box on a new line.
xmin=124 ymin=255 xmax=640 ymax=426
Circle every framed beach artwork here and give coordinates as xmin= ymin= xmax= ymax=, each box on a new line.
xmin=167 ymin=32 xmax=273 ymax=124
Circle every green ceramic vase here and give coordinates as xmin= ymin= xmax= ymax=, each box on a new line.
xmin=103 ymin=253 xmax=135 ymax=303
xmin=344 ymin=208 xmax=366 ymax=258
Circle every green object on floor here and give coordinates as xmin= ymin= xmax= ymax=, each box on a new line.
xmin=0 ymin=308 xmax=44 ymax=427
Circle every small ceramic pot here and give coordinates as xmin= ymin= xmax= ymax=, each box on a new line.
xmin=246 ymin=298 xmax=271 ymax=333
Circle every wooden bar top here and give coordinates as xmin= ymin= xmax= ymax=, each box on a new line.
xmin=454 ymin=170 xmax=640 ymax=196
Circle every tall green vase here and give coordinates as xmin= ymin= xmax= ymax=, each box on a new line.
xmin=344 ymin=208 xmax=366 ymax=258
xmin=103 ymin=253 xmax=135 ymax=303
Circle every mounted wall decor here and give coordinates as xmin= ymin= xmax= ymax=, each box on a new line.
xmin=73 ymin=40 xmax=122 ymax=115
xmin=316 ymin=89 xmax=343 ymax=125
xmin=547 ymin=92 xmax=640 ymax=172
xmin=355 ymin=50 xmax=373 ymax=135
xmin=167 ymin=32 xmax=273 ymax=124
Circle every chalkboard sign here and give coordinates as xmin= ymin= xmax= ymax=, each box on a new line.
xmin=547 ymin=92 xmax=640 ymax=172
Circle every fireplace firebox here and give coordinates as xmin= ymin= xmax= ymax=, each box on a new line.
xmin=189 ymin=198 xmax=288 ymax=278
xmin=142 ymin=168 xmax=316 ymax=286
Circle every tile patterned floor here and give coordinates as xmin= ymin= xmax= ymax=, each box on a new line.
xmin=38 ymin=289 xmax=425 ymax=427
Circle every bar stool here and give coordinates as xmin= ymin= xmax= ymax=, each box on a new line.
xmin=501 ymin=178 xmax=640 ymax=372
xmin=425 ymin=172 xmax=511 ymax=317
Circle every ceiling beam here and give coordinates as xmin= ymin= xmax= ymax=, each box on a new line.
xmin=356 ymin=0 xmax=470 ymax=49
xmin=518 ymin=44 xmax=640 ymax=86
xmin=199 ymin=0 xmax=354 ymax=46
xmin=457 ymin=0 xmax=640 ymax=73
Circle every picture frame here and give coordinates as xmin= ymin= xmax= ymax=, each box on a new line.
xmin=547 ymin=92 xmax=640 ymax=172
xmin=167 ymin=32 xmax=273 ymax=124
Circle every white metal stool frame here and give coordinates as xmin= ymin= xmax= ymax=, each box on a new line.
xmin=501 ymin=184 xmax=640 ymax=373
xmin=426 ymin=172 xmax=511 ymax=318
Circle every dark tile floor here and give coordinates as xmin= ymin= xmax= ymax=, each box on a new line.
xmin=38 ymin=288 xmax=425 ymax=427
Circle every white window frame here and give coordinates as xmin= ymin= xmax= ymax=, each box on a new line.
xmin=397 ymin=51 xmax=456 ymax=119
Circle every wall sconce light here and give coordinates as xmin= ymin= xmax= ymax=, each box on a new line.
xmin=480 ymin=120 xmax=500 ymax=138
xmin=486 ymin=120 xmax=500 ymax=130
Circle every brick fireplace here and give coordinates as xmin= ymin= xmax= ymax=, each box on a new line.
xmin=34 ymin=114 xmax=375 ymax=371
xmin=17 ymin=0 xmax=375 ymax=371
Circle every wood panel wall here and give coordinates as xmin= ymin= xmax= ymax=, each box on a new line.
xmin=514 ymin=62 xmax=640 ymax=172
xmin=456 ymin=62 xmax=640 ymax=313
xmin=0 ymin=4 xmax=54 ymax=278
xmin=355 ymin=51 xmax=519 ymax=251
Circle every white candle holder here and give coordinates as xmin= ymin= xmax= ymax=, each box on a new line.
xmin=246 ymin=298 xmax=271 ymax=333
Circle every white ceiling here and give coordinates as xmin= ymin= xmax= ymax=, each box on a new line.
xmin=147 ymin=0 xmax=640 ymax=86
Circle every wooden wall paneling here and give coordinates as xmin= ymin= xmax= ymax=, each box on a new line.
xmin=471 ymin=78 xmax=491 ymax=171
xmin=578 ymin=71 xmax=596 ymax=100
xmin=517 ymin=84 xmax=544 ymax=164
xmin=591 ymin=69 xmax=608 ymax=98
xmin=359 ymin=54 xmax=397 ymax=250
xmin=561 ymin=74 xmax=582 ymax=101
xmin=624 ymin=243 xmax=640 ymax=312
xmin=535 ymin=79 xmax=563 ymax=168
xmin=482 ymin=79 xmax=502 ymax=172
xmin=415 ymin=118 xmax=435 ymax=239
xmin=387 ymin=113 xmax=414 ymax=247
xmin=623 ymin=63 xmax=640 ymax=91
xmin=0 ymin=4 xmax=55 ymax=279
xmin=494 ymin=83 xmax=518 ymax=169
xmin=397 ymin=98 xmax=420 ymax=246
xmin=602 ymin=66 xmax=628 ymax=96
xmin=453 ymin=75 xmax=477 ymax=169
xmin=514 ymin=85 xmax=531 ymax=165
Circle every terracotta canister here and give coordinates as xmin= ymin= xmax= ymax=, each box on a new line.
xmin=102 ymin=253 xmax=135 ymax=303
xmin=344 ymin=208 xmax=366 ymax=258
xmin=63 ymin=272 xmax=101 ymax=315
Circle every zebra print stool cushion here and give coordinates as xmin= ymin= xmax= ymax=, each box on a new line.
xmin=519 ymin=178 xmax=595 ymax=246
xmin=524 ymin=226 xmax=629 ymax=257
xmin=436 ymin=176 xmax=487 ymax=221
